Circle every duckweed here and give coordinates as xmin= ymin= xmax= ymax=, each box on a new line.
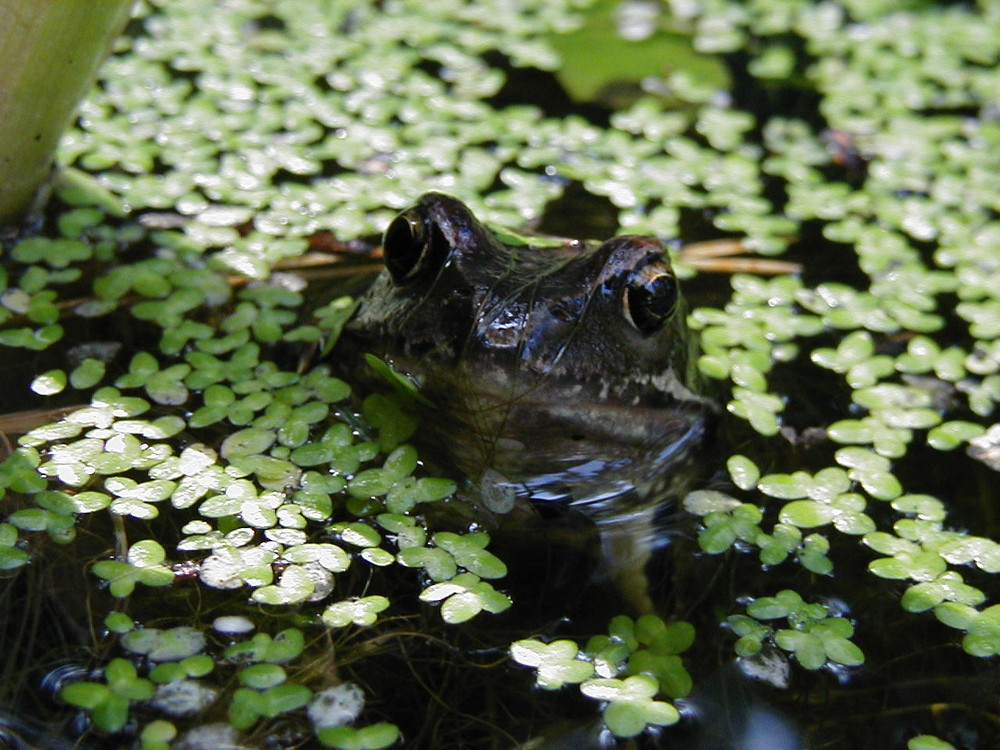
xmin=510 ymin=639 xmax=596 ymax=690
xmin=92 ymin=540 xmax=176 ymax=597
xmin=729 ymin=590 xmax=864 ymax=670
xmin=7 ymin=246 xmax=506 ymax=739
xmin=139 ymin=720 xmax=178 ymax=750
xmin=419 ymin=573 xmax=512 ymax=624
xmin=317 ymin=723 xmax=400 ymax=750
xmin=122 ymin=626 xmax=206 ymax=662
xmin=228 ymin=683 xmax=313 ymax=730
xmin=321 ymin=596 xmax=391 ymax=628
xmin=580 ymin=676 xmax=680 ymax=737
xmin=148 ymin=655 xmax=216 ymax=684
xmin=908 ymin=738 xmax=957 ymax=750
xmin=513 ymin=614 xmax=692 ymax=737
xmin=1 ymin=0 xmax=998 ymax=745
xmin=0 ymin=522 xmax=28 ymax=569
xmin=60 ymin=658 xmax=156 ymax=732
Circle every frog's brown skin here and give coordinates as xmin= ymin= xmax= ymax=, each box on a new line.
xmin=345 ymin=192 xmax=715 ymax=612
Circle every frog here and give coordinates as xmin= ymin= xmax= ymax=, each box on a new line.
xmin=344 ymin=192 xmax=716 ymax=612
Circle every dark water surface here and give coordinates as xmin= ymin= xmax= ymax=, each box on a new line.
xmin=2 ymin=3 xmax=1000 ymax=750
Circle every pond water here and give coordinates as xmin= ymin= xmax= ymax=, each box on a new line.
xmin=2 ymin=1 xmax=999 ymax=749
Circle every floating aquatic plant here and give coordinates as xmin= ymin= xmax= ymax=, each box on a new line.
xmin=512 ymin=615 xmax=693 ymax=738
xmin=4 ymin=201 xmax=508 ymax=744
xmin=728 ymin=590 xmax=865 ymax=671
xmin=1 ymin=0 xmax=999 ymax=746
xmin=60 ymin=658 xmax=156 ymax=733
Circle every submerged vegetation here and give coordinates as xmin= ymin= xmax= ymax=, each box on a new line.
xmin=1 ymin=0 xmax=999 ymax=748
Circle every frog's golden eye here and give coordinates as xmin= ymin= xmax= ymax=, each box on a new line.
xmin=383 ymin=210 xmax=433 ymax=283
xmin=623 ymin=264 xmax=678 ymax=335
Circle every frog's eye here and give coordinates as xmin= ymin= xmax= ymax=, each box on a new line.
xmin=623 ymin=264 xmax=678 ymax=335
xmin=383 ymin=210 xmax=439 ymax=283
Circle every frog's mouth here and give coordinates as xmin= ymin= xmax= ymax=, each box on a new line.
xmin=421 ymin=378 xmax=714 ymax=496
xmin=487 ymin=392 xmax=711 ymax=451
xmin=418 ymin=354 xmax=715 ymax=435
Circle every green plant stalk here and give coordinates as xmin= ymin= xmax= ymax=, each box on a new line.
xmin=0 ymin=0 xmax=134 ymax=224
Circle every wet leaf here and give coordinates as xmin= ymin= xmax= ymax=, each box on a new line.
xmin=869 ymin=551 xmax=947 ymax=582
xmin=221 ymin=427 xmax=277 ymax=457
xmin=122 ymin=626 xmax=205 ymax=662
xmin=397 ymin=546 xmax=457 ymax=581
xmin=907 ymin=736 xmax=957 ymax=750
xmin=580 ymin=675 xmax=680 ymax=736
xmin=31 ymin=369 xmax=67 ymax=396
xmin=252 ymin=565 xmax=316 ymax=605
xmin=331 ymin=522 xmax=381 ymax=548
xmin=726 ymin=454 xmax=760 ymax=490
xmin=239 ymin=664 xmax=287 ymax=689
xmin=321 ymin=596 xmax=391 ymax=628
xmin=433 ymin=531 xmax=507 ymax=579
xmin=421 ymin=572 xmax=511 ymax=623
xmin=317 ymin=723 xmax=400 ymax=750
xmin=510 ymin=639 xmax=595 ymax=689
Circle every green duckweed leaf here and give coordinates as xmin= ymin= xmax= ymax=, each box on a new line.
xmin=252 ymin=565 xmax=316 ymax=605
xmin=220 ymin=427 xmax=277 ymax=457
xmin=397 ymin=546 xmax=458 ymax=581
xmin=935 ymin=604 xmax=1000 ymax=657
xmin=317 ymin=723 xmax=400 ymax=750
xmin=228 ymin=687 xmax=263 ymax=730
xmin=927 ymin=420 xmax=985 ymax=450
xmin=139 ymin=719 xmax=178 ymax=750
xmin=797 ymin=533 xmax=833 ymax=575
xmin=625 ymin=650 xmax=692 ymax=699
xmin=758 ymin=472 xmax=812 ymax=500
xmin=937 ymin=536 xmax=1000 ymax=573
xmin=891 ymin=494 xmax=947 ymax=522
xmin=726 ymin=454 xmax=760 ymax=490
xmin=433 ymin=531 xmax=507 ymax=579
xmin=0 ymin=523 xmax=28 ymax=570
xmin=907 ymin=736 xmax=957 ymax=750
xmin=510 ymin=639 xmax=595 ymax=689
xmin=30 ymin=369 xmax=67 ymax=396
xmin=61 ymin=658 xmax=154 ymax=732
xmin=385 ymin=476 xmax=456 ymax=513
xmin=727 ymin=389 xmax=783 ymax=435
xmin=91 ymin=539 xmax=174 ymax=596
xmin=869 ymin=550 xmax=947 ymax=582
xmin=149 ymin=654 xmax=215 ymax=684
xmin=362 ymin=392 xmax=418 ymax=450
xmin=61 ymin=682 xmax=109 ymax=711
xmin=224 ymin=628 xmax=305 ymax=666
xmin=683 ymin=489 xmax=742 ymax=516
xmin=262 ymin=682 xmax=313 ymax=715
xmin=902 ymin=571 xmax=986 ymax=613
xmin=580 ymin=675 xmax=680 ymax=737
xmin=239 ymin=664 xmax=287 ymax=689
xmin=376 ymin=513 xmax=427 ymax=548
xmin=122 ymin=626 xmax=205 ymax=662
xmin=360 ymin=547 xmax=395 ymax=566
xmin=321 ymin=596 xmax=391 ymax=628
xmin=330 ymin=522 xmax=381 ymax=548
xmin=0 ymin=324 xmax=64 ymax=350
xmin=697 ymin=503 xmax=762 ymax=554
xmin=421 ymin=572 xmax=511 ymax=623
xmin=282 ymin=543 xmax=351 ymax=572
xmin=773 ymin=630 xmax=826 ymax=670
